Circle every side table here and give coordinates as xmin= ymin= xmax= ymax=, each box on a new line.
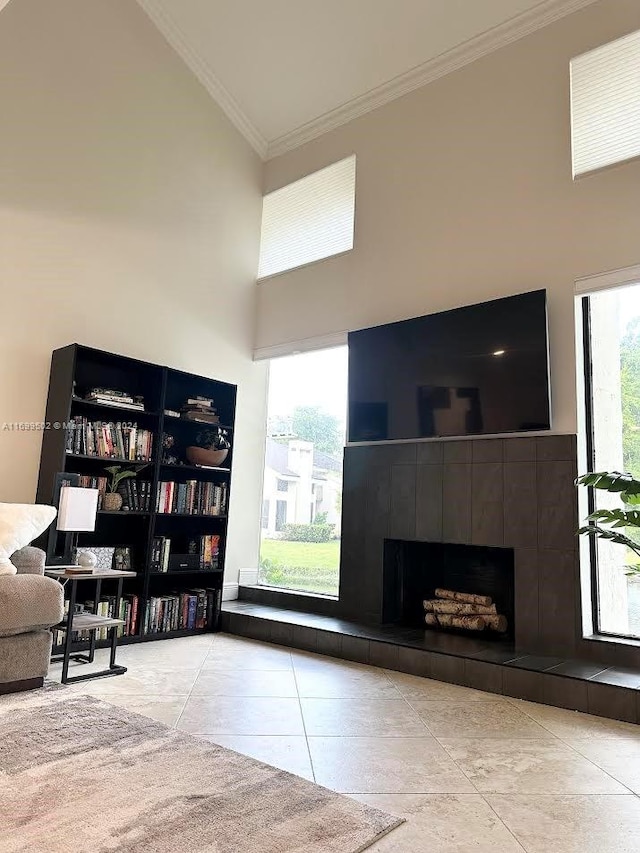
xmin=45 ymin=567 xmax=136 ymax=684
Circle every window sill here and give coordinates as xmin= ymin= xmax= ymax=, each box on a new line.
xmin=238 ymin=584 xmax=340 ymax=618
xmin=583 ymin=632 xmax=640 ymax=649
xmin=245 ymin=584 xmax=338 ymax=602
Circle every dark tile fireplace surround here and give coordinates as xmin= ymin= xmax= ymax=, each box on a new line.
xmin=228 ymin=434 xmax=640 ymax=724
xmin=339 ymin=434 xmax=577 ymax=655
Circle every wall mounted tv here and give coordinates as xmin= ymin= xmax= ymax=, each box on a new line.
xmin=348 ymin=290 xmax=551 ymax=442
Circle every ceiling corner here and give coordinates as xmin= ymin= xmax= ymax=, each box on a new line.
xmin=135 ymin=0 xmax=268 ymax=159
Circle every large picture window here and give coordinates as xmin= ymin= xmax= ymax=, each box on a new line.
xmin=259 ymin=346 xmax=347 ymax=596
xmin=582 ymin=281 xmax=640 ymax=638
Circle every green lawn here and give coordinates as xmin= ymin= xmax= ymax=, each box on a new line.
xmin=259 ymin=538 xmax=340 ymax=595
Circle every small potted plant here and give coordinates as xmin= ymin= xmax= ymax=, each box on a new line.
xmin=103 ymin=465 xmax=138 ymax=511
xmin=186 ymin=428 xmax=231 ymax=468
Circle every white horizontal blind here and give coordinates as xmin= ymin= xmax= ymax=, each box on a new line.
xmin=258 ymin=155 xmax=356 ymax=279
xmin=571 ymin=29 xmax=640 ymax=177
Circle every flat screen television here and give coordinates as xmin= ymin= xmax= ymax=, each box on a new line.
xmin=348 ymin=290 xmax=551 ymax=442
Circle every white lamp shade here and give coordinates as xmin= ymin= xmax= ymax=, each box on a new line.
xmin=57 ymin=487 xmax=99 ymax=532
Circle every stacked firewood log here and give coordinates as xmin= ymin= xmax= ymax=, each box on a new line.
xmin=423 ymin=588 xmax=507 ymax=633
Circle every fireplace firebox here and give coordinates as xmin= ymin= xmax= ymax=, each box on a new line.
xmin=383 ymin=539 xmax=515 ymax=642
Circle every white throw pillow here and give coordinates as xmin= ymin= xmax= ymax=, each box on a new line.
xmin=0 ymin=503 xmax=57 ymax=575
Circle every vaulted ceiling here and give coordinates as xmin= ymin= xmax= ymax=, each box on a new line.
xmin=140 ymin=1 xmax=596 ymax=158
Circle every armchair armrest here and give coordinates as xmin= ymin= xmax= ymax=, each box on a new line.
xmin=0 ymin=574 xmax=64 ymax=636
xmin=10 ymin=546 xmax=46 ymax=576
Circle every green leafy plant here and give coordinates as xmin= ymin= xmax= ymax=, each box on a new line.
xmin=104 ymin=465 xmax=137 ymax=493
xmin=576 ymin=471 xmax=640 ymax=573
xmin=195 ymin=428 xmax=231 ymax=451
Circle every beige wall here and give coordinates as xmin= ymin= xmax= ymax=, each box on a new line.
xmin=0 ymin=0 xmax=268 ymax=581
xmin=258 ymin=0 xmax=640 ymax=435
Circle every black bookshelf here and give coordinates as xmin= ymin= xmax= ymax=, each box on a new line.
xmin=37 ymin=344 xmax=236 ymax=645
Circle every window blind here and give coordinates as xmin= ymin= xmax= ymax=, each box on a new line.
xmin=571 ymin=29 xmax=640 ymax=178
xmin=258 ymin=155 xmax=356 ymax=279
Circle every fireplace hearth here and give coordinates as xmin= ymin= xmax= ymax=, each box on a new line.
xmin=383 ymin=539 xmax=515 ymax=642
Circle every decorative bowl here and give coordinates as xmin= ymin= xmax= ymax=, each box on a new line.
xmin=185 ymin=447 xmax=229 ymax=468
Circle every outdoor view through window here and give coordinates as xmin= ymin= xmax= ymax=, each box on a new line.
xmin=588 ymin=282 xmax=640 ymax=638
xmin=259 ymin=347 xmax=347 ymax=596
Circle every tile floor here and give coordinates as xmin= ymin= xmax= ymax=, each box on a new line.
xmin=51 ymin=633 xmax=640 ymax=852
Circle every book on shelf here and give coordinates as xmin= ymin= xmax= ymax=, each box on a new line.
xmin=84 ymin=388 xmax=146 ymax=411
xmin=150 ymin=535 xmax=219 ymax=571
xmin=116 ymin=479 xmax=151 ymax=512
xmin=53 ymin=594 xmax=139 ymax=646
xmin=143 ymin=588 xmax=220 ymax=635
xmin=150 ymin=536 xmax=171 ymax=572
xmin=180 ymin=396 xmax=220 ymax=424
xmin=155 ymin=480 xmax=227 ymax=515
xmin=75 ymin=475 xmax=107 ymax=509
xmin=65 ymin=416 xmax=154 ymax=461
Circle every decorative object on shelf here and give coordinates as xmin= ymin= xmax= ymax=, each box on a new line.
xmin=103 ymin=466 xmax=137 ymax=511
xmin=181 ymin=395 xmax=220 ymax=424
xmin=161 ymin=432 xmax=179 ymax=465
xmin=76 ymin=549 xmax=97 ymax=569
xmin=576 ymin=471 xmax=640 ymax=574
xmin=114 ymin=546 xmax=131 ymax=572
xmin=186 ymin=428 xmax=231 ymax=467
xmin=85 ymin=387 xmax=145 ymax=412
xmin=86 ymin=546 xmax=116 ymax=570
xmin=57 ymin=486 xmax=99 ymax=566
xmin=0 ymin=503 xmax=57 ymax=576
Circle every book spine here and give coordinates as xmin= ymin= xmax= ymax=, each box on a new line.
xmin=187 ymin=596 xmax=197 ymax=630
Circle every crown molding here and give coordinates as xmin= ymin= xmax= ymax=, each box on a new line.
xmin=135 ymin=0 xmax=268 ymax=159
xmin=266 ymin=0 xmax=599 ymax=159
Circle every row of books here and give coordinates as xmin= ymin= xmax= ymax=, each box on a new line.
xmin=155 ymin=480 xmax=227 ymax=515
xmin=150 ymin=535 xmax=221 ymax=572
xmin=74 ymin=473 xmax=151 ymax=512
xmin=117 ymin=479 xmax=152 ymax=512
xmin=143 ymin=589 xmax=221 ymax=634
xmin=66 ymin=416 xmax=154 ymax=461
xmin=52 ymin=595 xmax=139 ymax=646
xmin=76 ymin=475 xmax=108 ymax=509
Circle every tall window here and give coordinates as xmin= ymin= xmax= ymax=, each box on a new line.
xmin=259 ymin=347 xmax=348 ymax=596
xmin=582 ymin=281 xmax=640 ymax=637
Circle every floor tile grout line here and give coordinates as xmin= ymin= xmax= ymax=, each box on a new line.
xmin=290 ymin=651 xmax=318 ymax=783
xmin=173 ymin=636 xmax=217 ymax=729
xmin=555 ymin=735 xmax=640 ymax=798
xmin=480 ymin=795 xmax=529 ymax=852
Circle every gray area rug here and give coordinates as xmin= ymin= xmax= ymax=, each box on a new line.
xmin=0 ymin=692 xmax=401 ymax=853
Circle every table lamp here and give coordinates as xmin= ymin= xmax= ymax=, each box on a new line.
xmin=57 ymin=486 xmax=99 ymax=565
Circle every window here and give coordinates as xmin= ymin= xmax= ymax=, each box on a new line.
xmin=261 ymin=500 xmax=270 ymax=529
xmin=571 ymin=29 xmax=640 ymax=177
xmin=259 ymin=347 xmax=348 ymax=596
xmin=276 ymin=479 xmax=289 ymax=493
xmin=275 ymin=500 xmax=288 ymax=532
xmin=257 ymin=156 xmax=356 ymax=279
xmin=582 ymin=280 xmax=640 ymax=638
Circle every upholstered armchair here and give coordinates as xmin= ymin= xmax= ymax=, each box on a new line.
xmin=0 ymin=546 xmax=64 ymax=693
